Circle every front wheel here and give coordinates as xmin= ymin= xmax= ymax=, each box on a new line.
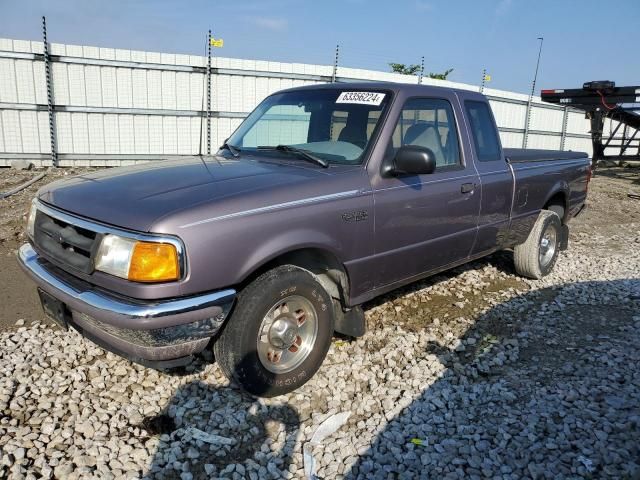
xmin=514 ymin=210 xmax=562 ymax=279
xmin=213 ymin=265 xmax=335 ymax=397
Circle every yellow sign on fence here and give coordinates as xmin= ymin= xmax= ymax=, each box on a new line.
xmin=210 ymin=38 xmax=224 ymax=48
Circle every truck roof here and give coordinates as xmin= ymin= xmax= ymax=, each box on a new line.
xmin=277 ymin=81 xmax=485 ymax=100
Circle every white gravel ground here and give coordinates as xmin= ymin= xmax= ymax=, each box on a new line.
xmin=1 ymin=171 xmax=639 ymax=479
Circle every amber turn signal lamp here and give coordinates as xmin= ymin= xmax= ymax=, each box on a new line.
xmin=128 ymin=242 xmax=179 ymax=282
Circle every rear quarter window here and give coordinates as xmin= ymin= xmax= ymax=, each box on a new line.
xmin=465 ymin=101 xmax=501 ymax=162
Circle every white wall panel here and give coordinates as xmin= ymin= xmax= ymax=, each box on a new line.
xmin=530 ymin=106 xmax=563 ymax=132
xmin=214 ymin=74 xmax=231 ymax=112
xmin=176 ymin=72 xmax=191 ymax=110
xmin=66 ymin=44 xmax=83 ymax=57
xmin=134 ymin=116 xmax=150 ymax=154
xmin=242 ymin=76 xmax=256 ymax=112
xmin=489 ymin=100 xmax=526 ymax=128
xmin=83 ymin=46 xmax=100 ymax=59
xmin=564 ymin=136 xmax=592 ymax=153
xmin=32 ymin=62 xmax=47 ymax=104
xmin=37 ymin=112 xmax=49 ymax=153
xmin=99 ymin=48 xmax=116 ymax=61
xmin=71 ymin=112 xmax=89 ymax=152
xmin=499 ymin=131 xmax=524 ymax=148
xmin=100 ymin=67 xmax=117 ymax=107
xmin=50 ymin=43 xmax=66 ymax=56
xmin=176 ymin=117 xmax=192 ymax=154
xmin=162 ymin=116 xmax=177 ymax=154
xmin=87 ymin=114 xmax=105 ymax=154
xmin=103 ymin=115 xmax=120 ymax=153
xmin=0 ymin=37 xmax=600 ymax=162
xmin=190 ymin=117 xmax=203 ymax=155
xmin=131 ymin=69 xmax=148 ymax=109
xmin=0 ymin=113 xmax=4 ymax=153
xmin=15 ymin=60 xmax=36 ymax=104
xmin=19 ymin=111 xmax=39 ymax=152
xmin=68 ymin=64 xmax=87 ymax=106
xmin=147 ymin=70 xmax=162 ymax=109
xmin=148 ymin=116 xmax=163 ymax=154
xmin=566 ymin=111 xmax=588 ymax=135
xmin=215 ymin=118 xmax=231 ymax=148
xmin=55 ymin=112 xmax=73 ymax=153
xmin=116 ymin=69 xmax=133 ymax=108
xmin=115 ymin=49 xmax=131 ymax=62
xmin=51 ymin=63 xmax=69 ymax=105
xmin=527 ymin=133 xmax=562 ymax=150
xmin=229 ymin=75 xmax=243 ymax=112
xmin=255 ymin=77 xmax=270 ymax=107
xmin=161 ymin=71 xmax=176 ymax=110
xmin=189 ymin=73 xmax=204 ymax=111
xmin=13 ymin=39 xmax=32 ymax=53
xmin=0 ymin=59 xmax=18 ymax=103
xmin=84 ymin=65 xmax=102 ymax=106
xmin=118 ymin=115 xmax=135 ymax=153
xmin=1 ymin=111 xmax=21 ymax=151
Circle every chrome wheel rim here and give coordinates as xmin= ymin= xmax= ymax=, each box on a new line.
xmin=257 ymin=295 xmax=318 ymax=374
xmin=539 ymin=226 xmax=557 ymax=268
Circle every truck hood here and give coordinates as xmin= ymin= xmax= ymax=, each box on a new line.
xmin=38 ymin=156 xmax=335 ymax=232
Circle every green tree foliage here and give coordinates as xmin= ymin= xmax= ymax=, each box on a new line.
xmin=388 ymin=63 xmax=422 ymax=75
xmin=389 ymin=63 xmax=454 ymax=80
xmin=427 ymin=68 xmax=454 ymax=80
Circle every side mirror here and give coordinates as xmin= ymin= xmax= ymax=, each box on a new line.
xmin=391 ymin=145 xmax=436 ymax=175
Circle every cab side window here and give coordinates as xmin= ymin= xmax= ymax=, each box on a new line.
xmin=465 ymin=101 xmax=501 ymax=162
xmin=391 ymin=98 xmax=461 ymax=168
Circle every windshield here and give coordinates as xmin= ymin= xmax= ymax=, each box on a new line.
xmin=227 ymin=89 xmax=391 ymax=165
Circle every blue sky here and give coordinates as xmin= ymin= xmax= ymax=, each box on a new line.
xmin=1 ymin=0 xmax=638 ymax=95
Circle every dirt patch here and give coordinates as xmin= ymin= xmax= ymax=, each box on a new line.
xmin=570 ymin=165 xmax=640 ymax=250
xmin=0 ymin=167 xmax=98 ymax=330
xmin=0 ymin=253 xmax=46 ymax=329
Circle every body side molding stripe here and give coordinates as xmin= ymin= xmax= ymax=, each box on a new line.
xmin=179 ymin=190 xmax=365 ymax=228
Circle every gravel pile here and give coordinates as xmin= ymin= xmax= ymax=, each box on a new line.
xmin=1 ymin=169 xmax=639 ymax=479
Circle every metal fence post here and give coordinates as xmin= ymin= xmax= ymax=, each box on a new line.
xmin=206 ymin=30 xmax=212 ymax=155
xmin=523 ymin=37 xmax=544 ymax=149
xmin=522 ymin=100 xmax=532 ymax=148
xmin=332 ymin=44 xmax=339 ymax=83
xmin=42 ymin=16 xmax=58 ymax=167
xmin=560 ymin=106 xmax=569 ymax=151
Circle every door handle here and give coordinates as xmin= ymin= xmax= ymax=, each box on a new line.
xmin=461 ymin=183 xmax=475 ymax=194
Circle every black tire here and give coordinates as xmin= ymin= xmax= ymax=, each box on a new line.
xmin=514 ymin=210 xmax=562 ymax=279
xmin=213 ymin=265 xmax=334 ymax=397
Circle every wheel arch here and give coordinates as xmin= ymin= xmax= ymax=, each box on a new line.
xmin=543 ymin=188 xmax=569 ymax=223
xmin=238 ymin=246 xmax=351 ymax=306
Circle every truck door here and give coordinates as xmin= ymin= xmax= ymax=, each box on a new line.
xmin=370 ymin=95 xmax=481 ymax=288
xmin=463 ymin=99 xmax=514 ymax=255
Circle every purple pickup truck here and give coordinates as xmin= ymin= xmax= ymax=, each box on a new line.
xmin=18 ymin=83 xmax=591 ymax=396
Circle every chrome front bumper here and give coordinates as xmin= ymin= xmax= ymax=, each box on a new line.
xmin=18 ymin=243 xmax=236 ymax=367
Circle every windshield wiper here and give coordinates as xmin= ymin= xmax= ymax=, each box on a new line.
xmin=220 ymin=142 xmax=240 ymax=157
xmin=257 ymin=145 xmax=329 ymax=168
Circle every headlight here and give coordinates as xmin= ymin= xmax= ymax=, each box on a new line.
xmin=95 ymin=234 xmax=180 ymax=283
xmin=26 ymin=200 xmax=38 ymax=238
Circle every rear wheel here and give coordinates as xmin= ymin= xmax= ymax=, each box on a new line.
xmin=213 ymin=265 xmax=334 ymax=397
xmin=514 ymin=210 xmax=561 ymax=279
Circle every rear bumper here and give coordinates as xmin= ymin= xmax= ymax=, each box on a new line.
xmin=17 ymin=243 xmax=236 ymax=367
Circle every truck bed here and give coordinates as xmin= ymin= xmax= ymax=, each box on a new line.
xmin=504 ymin=148 xmax=589 ymax=163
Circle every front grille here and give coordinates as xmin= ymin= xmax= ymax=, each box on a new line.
xmin=33 ymin=209 xmax=99 ymax=274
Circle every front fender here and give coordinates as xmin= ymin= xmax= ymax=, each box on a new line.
xmin=235 ymin=228 xmax=345 ymax=284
